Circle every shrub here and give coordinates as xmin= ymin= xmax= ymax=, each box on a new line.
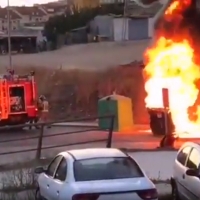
xmin=9 ymin=63 xmax=149 ymax=124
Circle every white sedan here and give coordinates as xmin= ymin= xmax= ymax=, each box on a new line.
xmin=35 ymin=148 xmax=158 ymax=200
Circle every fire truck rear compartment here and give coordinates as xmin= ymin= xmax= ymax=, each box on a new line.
xmin=9 ymin=86 xmax=25 ymax=113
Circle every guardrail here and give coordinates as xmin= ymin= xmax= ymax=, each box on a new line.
xmin=0 ymin=115 xmax=115 ymax=160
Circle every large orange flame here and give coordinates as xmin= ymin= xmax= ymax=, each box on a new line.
xmin=144 ymin=0 xmax=200 ymax=137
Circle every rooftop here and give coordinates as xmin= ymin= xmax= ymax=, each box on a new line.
xmin=40 ymin=3 xmax=68 ymax=14
xmin=13 ymin=6 xmax=47 ymax=17
xmin=0 ymin=8 xmax=21 ymax=20
xmin=65 ymin=148 xmax=127 ymax=160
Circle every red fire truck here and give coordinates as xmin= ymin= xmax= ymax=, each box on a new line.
xmin=0 ymin=70 xmax=39 ymax=126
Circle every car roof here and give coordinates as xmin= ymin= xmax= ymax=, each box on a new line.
xmin=64 ymin=148 xmax=127 ymax=160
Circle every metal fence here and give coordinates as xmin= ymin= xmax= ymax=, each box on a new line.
xmin=0 ymin=115 xmax=114 ymax=161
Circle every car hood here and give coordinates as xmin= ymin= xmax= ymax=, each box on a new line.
xmin=71 ymin=177 xmax=155 ymax=193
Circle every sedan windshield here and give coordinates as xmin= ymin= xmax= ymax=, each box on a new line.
xmin=74 ymin=157 xmax=144 ymax=181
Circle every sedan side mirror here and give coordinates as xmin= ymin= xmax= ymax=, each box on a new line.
xmin=186 ymin=169 xmax=199 ymax=177
xmin=34 ymin=166 xmax=45 ymax=174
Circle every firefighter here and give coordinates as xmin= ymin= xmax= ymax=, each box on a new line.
xmin=40 ymin=95 xmax=51 ymax=128
xmin=29 ymin=96 xmax=49 ymax=129
xmin=29 ymin=98 xmax=42 ymax=130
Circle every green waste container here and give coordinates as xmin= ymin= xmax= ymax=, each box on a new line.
xmin=98 ymin=94 xmax=134 ymax=131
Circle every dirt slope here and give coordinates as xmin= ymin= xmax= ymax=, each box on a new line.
xmin=1 ymin=40 xmax=151 ymax=123
xmin=1 ymin=40 xmax=151 ymax=69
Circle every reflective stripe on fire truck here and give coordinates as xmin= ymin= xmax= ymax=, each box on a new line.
xmin=42 ymin=101 xmax=49 ymax=112
xmin=0 ymin=79 xmax=9 ymax=119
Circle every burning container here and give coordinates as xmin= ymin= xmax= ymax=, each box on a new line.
xmin=147 ymin=108 xmax=175 ymax=136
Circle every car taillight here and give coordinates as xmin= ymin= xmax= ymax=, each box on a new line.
xmin=137 ymin=189 xmax=158 ymax=200
xmin=72 ymin=193 xmax=99 ymax=200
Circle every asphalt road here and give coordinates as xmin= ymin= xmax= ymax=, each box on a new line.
xmin=0 ymin=124 xmax=194 ymax=165
xmin=0 ymin=125 xmax=163 ymax=164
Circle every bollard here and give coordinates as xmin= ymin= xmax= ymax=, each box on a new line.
xmin=106 ymin=116 xmax=114 ymax=148
xmin=160 ymin=88 xmax=175 ymax=147
xmin=36 ymin=125 xmax=44 ymax=159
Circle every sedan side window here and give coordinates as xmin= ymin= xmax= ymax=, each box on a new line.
xmin=186 ymin=148 xmax=200 ymax=170
xmin=177 ymin=146 xmax=192 ymax=166
xmin=46 ymin=155 xmax=62 ymax=177
xmin=54 ymin=158 xmax=67 ymax=181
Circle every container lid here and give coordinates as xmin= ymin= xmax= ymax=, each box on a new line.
xmin=99 ymin=94 xmax=130 ymax=101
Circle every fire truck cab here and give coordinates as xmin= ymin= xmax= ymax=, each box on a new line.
xmin=0 ymin=70 xmax=38 ymax=126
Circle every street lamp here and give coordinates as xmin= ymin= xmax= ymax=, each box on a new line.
xmin=7 ymin=0 xmax=12 ymax=68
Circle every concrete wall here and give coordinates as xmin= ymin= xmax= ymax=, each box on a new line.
xmin=113 ymin=18 xmax=129 ymax=41
xmin=90 ymin=15 xmax=113 ymax=40
xmin=128 ymin=18 xmax=149 ymax=40
xmin=90 ymin=15 xmax=152 ymax=41
xmin=148 ymin=17 xmax=154 ymax=38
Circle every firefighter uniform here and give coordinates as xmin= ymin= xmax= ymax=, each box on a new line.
xmin=41 ymin=100 xmax=49 ymax=121
xmin=41 ymin=98 xmax=51 ymax=128
xmin=29 ymin=98 xmax=43 ymax=129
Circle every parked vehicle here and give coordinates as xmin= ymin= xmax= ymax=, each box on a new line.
xmin=0 ymin=70 xmax=38 ymax=126
xmin=35 ymin=148 xmax=158 ymax=200
xmin=171 ymin=142 xmax=200 ymax=200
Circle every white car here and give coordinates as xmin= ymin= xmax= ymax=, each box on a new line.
xmin=35 ymin=148 xmax=158 ymax=200
xmin=171 ymin=142 xmax=200 ymax=200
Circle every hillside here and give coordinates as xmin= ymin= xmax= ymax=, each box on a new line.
xmin=1 ymin=40 xmax=151 ymax=70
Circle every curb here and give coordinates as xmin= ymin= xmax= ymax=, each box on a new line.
xmin=120 ymin=147 xmax=178 ymax=152
xmin=52 ymin=123 xmax=98 ymax=127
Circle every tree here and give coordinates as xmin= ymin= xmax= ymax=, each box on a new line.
xmin=73 ymin=0 xmax=99 ymax=10
xmin=44 ymin=4 xmax=124 ymax=42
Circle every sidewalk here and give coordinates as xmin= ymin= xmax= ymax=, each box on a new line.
xmin=52 ymin=121 xmax=150 ymax=130
xmin=52 ymin=121 xmax=98 ymax=127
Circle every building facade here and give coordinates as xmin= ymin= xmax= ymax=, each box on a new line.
xmin=0 ymin=8 xmax=21 ymax=31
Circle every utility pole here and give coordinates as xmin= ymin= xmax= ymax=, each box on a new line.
xmin=7 ymin=0 xmax=12 ymax=68
xmin=122 ymin=0 xmax=127 ymax=41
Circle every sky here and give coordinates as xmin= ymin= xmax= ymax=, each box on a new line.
xmin=0 ymin=0 xmax=57 ymax=7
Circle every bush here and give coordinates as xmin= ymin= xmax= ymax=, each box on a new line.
xmin=12 ymin=63 xmax=148 ymax=124
xmin=0 ymin=165 xmax=171 ymax=200
xmin=44 ymin=4 xmax=124 ymax=41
